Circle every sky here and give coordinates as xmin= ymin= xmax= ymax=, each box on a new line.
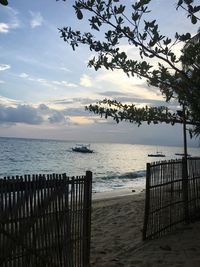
xmin=0 ymin=0 xmax=199 ymax=146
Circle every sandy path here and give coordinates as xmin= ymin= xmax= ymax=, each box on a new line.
xmin=90 ymin=192 xmax=200 ymax=267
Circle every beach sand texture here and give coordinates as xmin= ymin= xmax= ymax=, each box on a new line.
xmin=90 ymin=192 xmax=200 ymax=267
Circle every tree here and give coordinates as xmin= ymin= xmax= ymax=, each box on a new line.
xmin=59 ymin=0 xmax=200 ymax=136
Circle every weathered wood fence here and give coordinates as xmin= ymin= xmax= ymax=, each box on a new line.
xmin=143 ymin=157 xmax=200 ymax=240
xmin=0 ymin=171 xmax=92 ymax=267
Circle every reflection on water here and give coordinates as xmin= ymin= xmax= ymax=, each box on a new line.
xmin=0 ymin=137 xmax=199 ymax=192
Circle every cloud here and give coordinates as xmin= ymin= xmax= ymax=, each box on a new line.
xmin=64 ymin=107 xmax=91 ymax=117
xmin=19 ymin=72 xmax=77 ymax=89
xmin=0 ymin=96 xmax=20 ymax=107
xmin=0 ymin=101 xmax=75 ymax=126
xmin=0 ymin=23 xmax=10 ymax=33
xmin=0 ymin=7 xmax=20 ymax=33
xmin=98 ymin=90 xmax=179 ymax=109
xmin=80 ymin=74 xmax=93 ymax=87
xmin=50 ymin=97 xmax=99 ymax=109
xmin=52 ymin=80 xmax=77 ymax=88
xmin=0 ymin=64 xmax=10 ymax=71
xmin=0 ymin=104 xmax=43 ymax=125
xmin=94 ymin=69 xmax=163 ymax=101
xmin=48 ymin=111 xmax=68 ymax=124
xmin=19 ymin=72 xmax=29 ymax=78
xmin=98 ymin=91 xmax=127 ymax=97
xmin=39 ymin=103 xmax=49 ymax=111
xmin=30 ymin=11 xmax=44 ymax=28
xmin=51 ymin=99 xmax=75 ymax=106
xmin=60 ymin=67 xmax=71 ymax=72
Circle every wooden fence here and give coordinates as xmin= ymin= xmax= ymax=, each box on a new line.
xmin=0 ymin=171 xmax=92 ymax=267
xmin=143 ymin=157 xmax=200 ymax=240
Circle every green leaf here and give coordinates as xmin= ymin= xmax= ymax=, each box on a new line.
xmin=0 ymin=0 xmax=8 ymax=5
xmin=163 ymin=38 xmax=171 ymax=45
xmin=132 ymin=12 xmax=140 ymax=21
xmin=191 ymin=15 xmax=197 ymax=24
xmin=177 ymin=0 xmax=183 ymax=5
xmin=76 ymin=9 xmax=83 ymax=20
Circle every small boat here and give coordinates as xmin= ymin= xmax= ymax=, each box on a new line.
xmin=72 ymin=144 xmax=93 ymax=153
xmin=148 ymin=152 xmax=166 ymax=157
xmin=175 ymin=153 xmax=191 ymax=157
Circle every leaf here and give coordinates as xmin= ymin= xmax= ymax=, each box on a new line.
xmin=191 ymin=15 xmax=197 ymax=24
xmin=177 ymin=0 xmax=183 ymax=5
xmin=92 ymin=24 xmax=99 ymax=31
xmin=163 ymin=38 xmax=171 ymax=45
xmin=132 ymin=12 xmax=140 ymax=21
xmin=76 ymin=9 xmax=83 ymax=20
xmin=0 ymin=0 xmax=8 ymax=5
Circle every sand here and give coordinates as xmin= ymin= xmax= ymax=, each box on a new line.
xmin=90 ymin=190 xmax=200 ymax=267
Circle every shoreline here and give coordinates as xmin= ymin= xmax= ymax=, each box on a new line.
xmin=92 ymin=186 xmax=145 ymax=200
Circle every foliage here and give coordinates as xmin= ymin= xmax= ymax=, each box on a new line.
xmin=57 ymin=1 xmax=200 ymax=135
xmin=62 ymin=1 xmax=199 ymax=135
xmin=0 ymin=0 xmax=8 ymax=6
xmin=86 ymin=99 xmax=200 ymax=127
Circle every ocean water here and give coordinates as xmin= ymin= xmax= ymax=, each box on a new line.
xmin=0 ymin=137 xmax=199 ymax=193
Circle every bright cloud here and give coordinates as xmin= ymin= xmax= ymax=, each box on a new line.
xmin=0 ymin=23 xmax=10 ymax=33
xmin=0 ymin=7 xmax=20 ymax=33
xmin=95 ymin=69 xmax=163 ymax=101
xmin=52 ymin=81 xmax=77 ymax=88
xmin=19 ymin=72 xmax=77 ymax=89
xmin=80 ymin=74 xmax=93 ymax=88
xmin=19 ymin=72 xmax=29 ymax=78
xmin=70 ymin=116 xmax=93 ymax=125
xmin=60 ymin=67 xmax=71 ymax=72
xmin=0 ymin=64 xmax=10 ymax=71
xmin=30 ymin=11 xmax=44 ymax=28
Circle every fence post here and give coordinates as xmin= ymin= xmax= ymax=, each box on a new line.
xmin=143 ymin=163 xmax=151 ymax=240
xmin=83 ymin=171 xmax=92 ymax=267
xmin=182 ymin=157 xmax=189 ymax=223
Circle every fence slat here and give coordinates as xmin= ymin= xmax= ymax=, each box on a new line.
xmin=143 ymin=157 xmax=200 ymax=240
xmin=0 ymin=172 xmax=92 ymax=267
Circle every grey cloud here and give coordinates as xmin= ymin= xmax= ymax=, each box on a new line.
xmin=48 ymin=111 xmax=68 ymax=124
xmin=98 ymin=91 xmax=127 ymax=97
xmin=64 ymin=107 xmax=91 ymax=117
xmin=39 ymin=103 xmax=49 ymax=111
xmin=0 ymin=104 xmax=43 ymax=125
xmin=53 ymin=99 xmax=75 ymax=105
xmin=52 ymin=97 xmax=99 ymax=106
xmin=98 ymin=90 xmax=176 ymax=107
xmin=72 ymin=98 xmax=99 ymax=105
xmin=0 ymin=103 xmax=74 ymax=126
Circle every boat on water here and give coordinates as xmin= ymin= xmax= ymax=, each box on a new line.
xmin=72 ymin=144 xmax=93 ymax=153
xmin=148 ymin=152 xmax=166 ymax=157
xmin=175 ymin=153 xmax=191 ymax=157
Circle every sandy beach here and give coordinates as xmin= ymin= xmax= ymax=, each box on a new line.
xmin=90 ymin=190 xmax=200 ymax=267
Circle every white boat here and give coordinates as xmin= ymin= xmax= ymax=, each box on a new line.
xmin=72 ymin=144 xmax=93 ymax=153
xmin=148 ymin=152 xmax=166 ymax=157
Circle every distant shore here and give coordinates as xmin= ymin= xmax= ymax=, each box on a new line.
xmin=90 ymin=191 xmax=200 ymax=267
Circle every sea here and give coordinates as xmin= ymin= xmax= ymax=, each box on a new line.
xmin=0 ymin=137 xmax=199 ymax=193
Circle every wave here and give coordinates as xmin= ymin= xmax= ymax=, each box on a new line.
xmin=95 ymin=170 xmax=146 ymax=181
